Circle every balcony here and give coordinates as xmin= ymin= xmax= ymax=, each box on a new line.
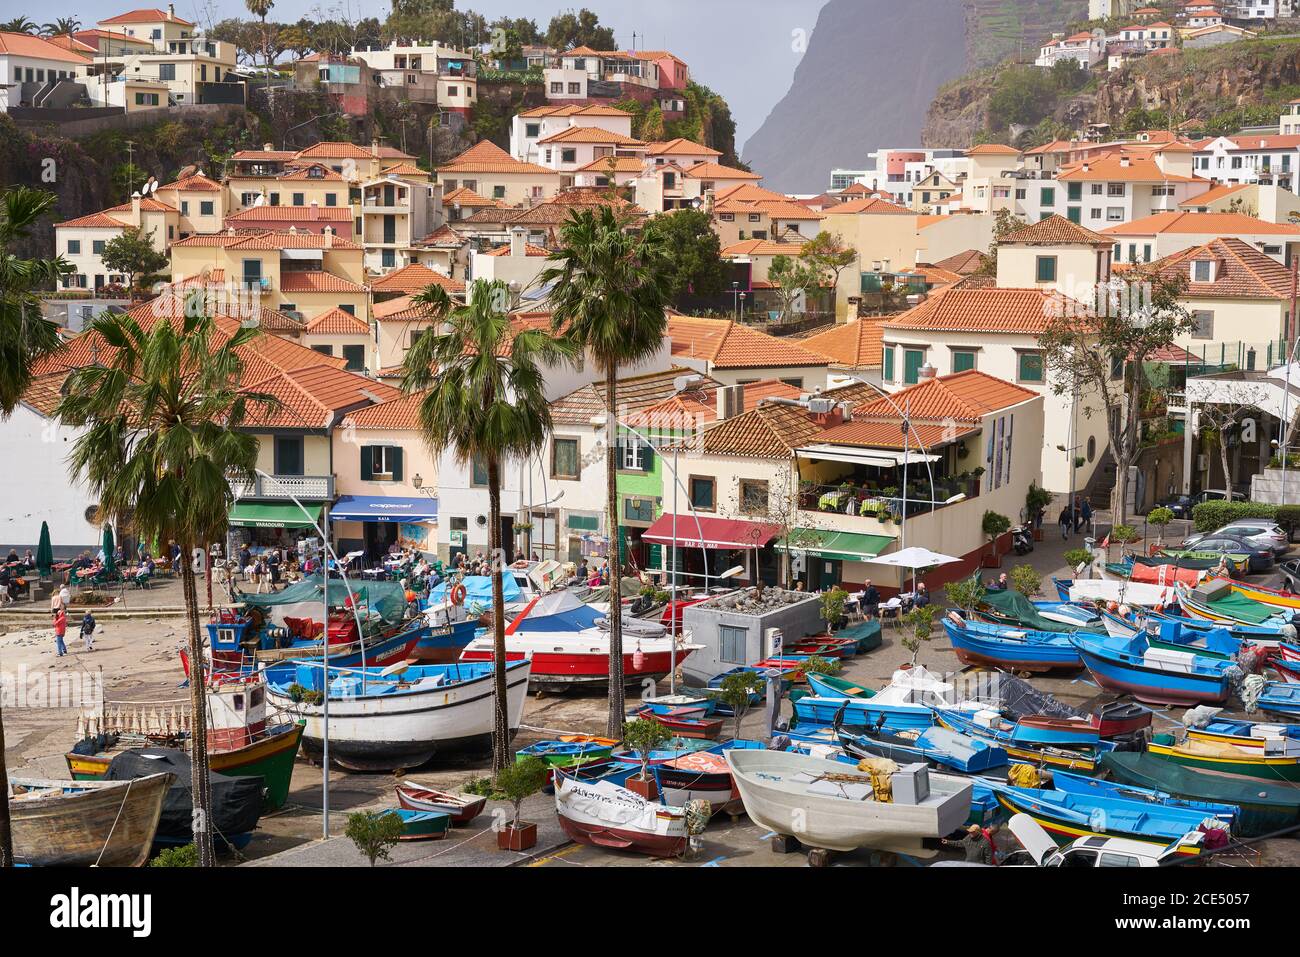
xmin=230 ymin=473 xmax=335 ymax=501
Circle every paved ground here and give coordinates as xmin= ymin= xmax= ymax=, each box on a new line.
xmin=6 ymin=516 xmax=1300 ymax=867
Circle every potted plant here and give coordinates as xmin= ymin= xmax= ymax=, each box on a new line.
xmin=981 ymin=510 xmax=1011 ymax=568
xmin=494 ymin=755 xmax=550 ymax=851
xmin=717 ymin=671 xmax=766 ymax=741
xmin=621 ymin=717 xmax=671 ymax=800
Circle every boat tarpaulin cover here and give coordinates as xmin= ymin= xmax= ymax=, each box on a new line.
xmin=105 ymin=748 xmax=264 ymax=842
xmin=240 ymin=574 xmax=408 ymax=625
xmin=979 ymin=588 xmax=1104 ymax=635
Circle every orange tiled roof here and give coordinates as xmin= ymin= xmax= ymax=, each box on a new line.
xmin=667 ymin=314 xmax=830 ymax=369
xmin=278 ymin=271 xmax=366 ymax=293
xmin=305 ymin=306 xmax=370 ymax=335
xmin=1145 ymin=236 xmax=1295 ymax=300
xmin=1101 ymin=211 xmax=1300 ymax=237
xmin=1001 ymin=214 xmax=1112 ymax=246
xmin=369 ymin=262 xmax=464 ymax=294
xmin=801 ymin=319 xmax=886 ymax=369
xmin=883 ymin=286 xmax=1071 ymax=336
xmin=438 ymin=140 xmax=554 ymax=175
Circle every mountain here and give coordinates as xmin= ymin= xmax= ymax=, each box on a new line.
xmin=742 ymin=0 xmax=1087 ymax=193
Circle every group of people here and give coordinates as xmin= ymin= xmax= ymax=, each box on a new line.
xmin=1058 ymin=496 xmax=1094 ymax=540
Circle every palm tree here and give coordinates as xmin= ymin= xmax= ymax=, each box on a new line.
xmin=0 ymin=186 xmax=66 ymax=868
xmin=0 ymin=17 xmax=37 ymax=33
xmin=400 ymin=280 xmax=573 ymax=773
xmin=540 ymin=206 xmax=673 ymax=736
xmin=244 ymin=0 xmax=275 ymax=84
xmin=56 ymin=306 xmax=275 ymax=866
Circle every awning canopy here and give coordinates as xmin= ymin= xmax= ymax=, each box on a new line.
xmin=795 ymin=444 xmax=942 ymax=468
xmin=640 ymin=514 xmax=782 ymax=550
xmin=776 ymin=528 xmax=896 ymax=563
xmin=329 ymin=495 xmax=437 ymax=523
xmin=228 ymin=502 xmax=322 ymax=530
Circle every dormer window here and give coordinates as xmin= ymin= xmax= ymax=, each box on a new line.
xmin=1192 ymin=259 xmax=1214 ymax=283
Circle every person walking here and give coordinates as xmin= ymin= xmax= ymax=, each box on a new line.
xmin=52 ymin=605 xmax=68 ymax=657
xmin=79 ymin=610 xmax=97 ymax=652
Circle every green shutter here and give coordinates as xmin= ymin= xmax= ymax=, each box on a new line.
xmin=390 ymin=446 xmax=403 ymax=482
xmin=360 ymin=446 xmax=373 ymax=480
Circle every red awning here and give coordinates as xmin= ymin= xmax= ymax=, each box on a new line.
xmin=639 ymin=514 xmax=781 ymax=550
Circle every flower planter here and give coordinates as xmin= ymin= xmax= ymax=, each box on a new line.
xmin=625 ymin=775 xmax=659 ymax=801
xmin=497 ymin=821 xmax=538 ymax=851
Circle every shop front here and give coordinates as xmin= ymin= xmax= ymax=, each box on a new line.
xmin=640 ymin=514 xmax=783 ymax=588
xmin=328 ymin=495 xmax=438 ymax=564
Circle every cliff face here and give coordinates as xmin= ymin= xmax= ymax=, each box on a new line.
xmin=742 ymin=0 xmax=1089 ymax=192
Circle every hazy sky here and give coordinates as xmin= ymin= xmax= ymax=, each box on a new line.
xmin=8 ymin=0 xmax=828 ymax=147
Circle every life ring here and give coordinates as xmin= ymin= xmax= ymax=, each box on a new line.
xmin=450 ymin=583 xmax=467 ymax=606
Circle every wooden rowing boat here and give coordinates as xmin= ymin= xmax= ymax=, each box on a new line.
xmin=9 ymin=773 xmax=172 ymax=867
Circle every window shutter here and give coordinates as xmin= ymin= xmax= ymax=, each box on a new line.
xmin=360 ymin=446 xmax=373 ymax=481
xmin=390 ymin=446 xmax=404 ymax=482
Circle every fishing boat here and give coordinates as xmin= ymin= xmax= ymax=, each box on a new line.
xmin=67 ymin=672 xmax=304 ymax=810
xmin=632 ymin=706 xmax=724 ymax=740
xmin=942 ymin=615 xmax=1083 ymax=673
xmin=933 ymin=708 xmax=1107 ymax=774
xmin=1259 ymin=680 xmax=1300 ymax=718
xmin=726 ymin=749 xmax=973 ymax=856
xmin=1068 ymin=632 xmax=1234 ymax=706
xmin=805 ymin=671 xmax=876 ymax=699
xmin=1050 ymin=769 xmax=1238 ymax=829
xmin=1101 ymin=751 xmax=1300 ymax=838
xmin=459 ymin=591 xmax=701 ymax=688
xmin=384 ymin=808 xmax=451 ymax=841
xmin=9 ymin=773 xmax=172 ymax=867
xmin=553 ymin=772 xmax=690 ymax=857
xmin=985 ymin=779 xmax=1226 ymax=851
xmin=263 ymin=659 xmax=532 ymax=772
xmin=1146 ymin=733 xmax=1300 ymax=782
xmin=394 ymin=783 xmax=488 ymax=824
xmin=1185 ymin=716 xmax=1300 ymax=754
xmin=1012 ymin=716 xmax=1101 ymax=748
xmin=652 ymin=742 xmax=766 ymax=815
xmin=834 ymin=722 xmax=1009 ymax=773
xmin=1088 ymin=700 xmax=1153 ymax=738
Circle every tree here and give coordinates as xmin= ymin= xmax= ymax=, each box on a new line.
xmin=0 ymin=186 xmax=68 ymax=867
xmin=1039 ymin=270 xmax=1191 ymax=525
xmin=640 ymin=208 xmax=725 ymax=300
xmin=899 ymin=603 xmax=937 ymax=664
xmin=101 ymin=227 xmax=168 ymax=297
xmin=345 ymin=810 xmax=404 ymax=866
xmin=768 ymin=254 xmax=819 ymax=322
xmin=399 ymin=280 xmax=573 ymax=773
xmin=800 ymin=231 xmax=856 ymax=297
xmin=541 ymin=206 xmax=673 ymax=738
xmin=55 ymin=305 xmax=275 ymax=867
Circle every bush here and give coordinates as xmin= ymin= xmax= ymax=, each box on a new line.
xmin=1191 ymin=501 xmax=1277 ymax=532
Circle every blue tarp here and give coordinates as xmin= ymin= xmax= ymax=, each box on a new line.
xmin=426 ymin=574 xmax=522 ymax=606
xmin=330 ymin=495 xmax=437 ymax=523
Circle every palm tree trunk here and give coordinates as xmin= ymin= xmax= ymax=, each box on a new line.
xmin=180 ymin=542 xmax=215 ymax=866
xmin=487 ymin=457 xmax=509 ymax=775
xmin=604 ymin=362 xmax=625 ymax=737
xmin=0 ymin=702 xmax=12 ymax=867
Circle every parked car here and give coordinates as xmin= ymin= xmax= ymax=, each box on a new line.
xmin=1177 ymin=533 xmax=1275 ymax=573
xmin=1207 ymin=521 xmax=1290 ymax=557
xmin=1153 ymin=489 xmax=1246 ymax=520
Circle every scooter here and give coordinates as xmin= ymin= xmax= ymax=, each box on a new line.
xmin=1011 ymin=524 xmax=1034 ymax=555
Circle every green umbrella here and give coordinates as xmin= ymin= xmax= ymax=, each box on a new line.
xmin=36 ymin=521 xmax=53 ymax=577
xmin=102 ymin=525 xmax=116 ymax=575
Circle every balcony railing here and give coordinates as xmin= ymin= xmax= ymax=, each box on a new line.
xmin=230 ymin=474 xmax=334 ymax=500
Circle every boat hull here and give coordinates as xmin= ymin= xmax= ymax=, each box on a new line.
xmin=10 ymin=773 xmax=172 ymax=867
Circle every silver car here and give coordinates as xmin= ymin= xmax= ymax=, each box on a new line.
xmin=1206 ymin=521 xmax=1289 ymax=556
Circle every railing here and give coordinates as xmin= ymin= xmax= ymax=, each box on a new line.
xmin=230 ymin=474 xmax=334 ymax=500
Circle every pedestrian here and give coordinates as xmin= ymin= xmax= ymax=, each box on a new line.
xmin=80 ymin=610 xmax=97 ymax=652
xmin=1058 ymin=504 xmax=1072 ymax=540
xmin=52 ymin=605 xmax=67 ymax=657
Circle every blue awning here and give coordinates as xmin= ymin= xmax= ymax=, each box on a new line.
xmin=329 ymin=495 xmax=438 ymax=523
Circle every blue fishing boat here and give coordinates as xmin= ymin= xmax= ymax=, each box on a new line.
xmin=1257 ymin=680 xmax=1300 ymax=718
xmin=1068 ymin=632 xmax=1234 ymax=706
xmin=1049 ymin=769 xmax=1238 ymax=828
xmin=942 ymin=617 xmax=1082 ymax=673
xmin=835 ymin=722 xmax=1008 ymax=773
xmin=984 ymin=779 xmax=1230 ymax=850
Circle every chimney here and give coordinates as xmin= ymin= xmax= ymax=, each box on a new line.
xmin=509 ymin=226 xmax=526 ymax=258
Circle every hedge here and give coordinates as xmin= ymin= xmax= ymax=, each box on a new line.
xmin=1190 ymin=501 xmax=1277 ymax=532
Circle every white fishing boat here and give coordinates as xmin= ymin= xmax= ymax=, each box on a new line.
xmin=459 ymin=590 xmax=701 ymax=687
xmin=726 ymin=749 xmax=972 ymax=856
xmin=263 ymin=659 xmax=531 ymax=772
xmin=554 ymin=773 xmax=689 ymax=857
